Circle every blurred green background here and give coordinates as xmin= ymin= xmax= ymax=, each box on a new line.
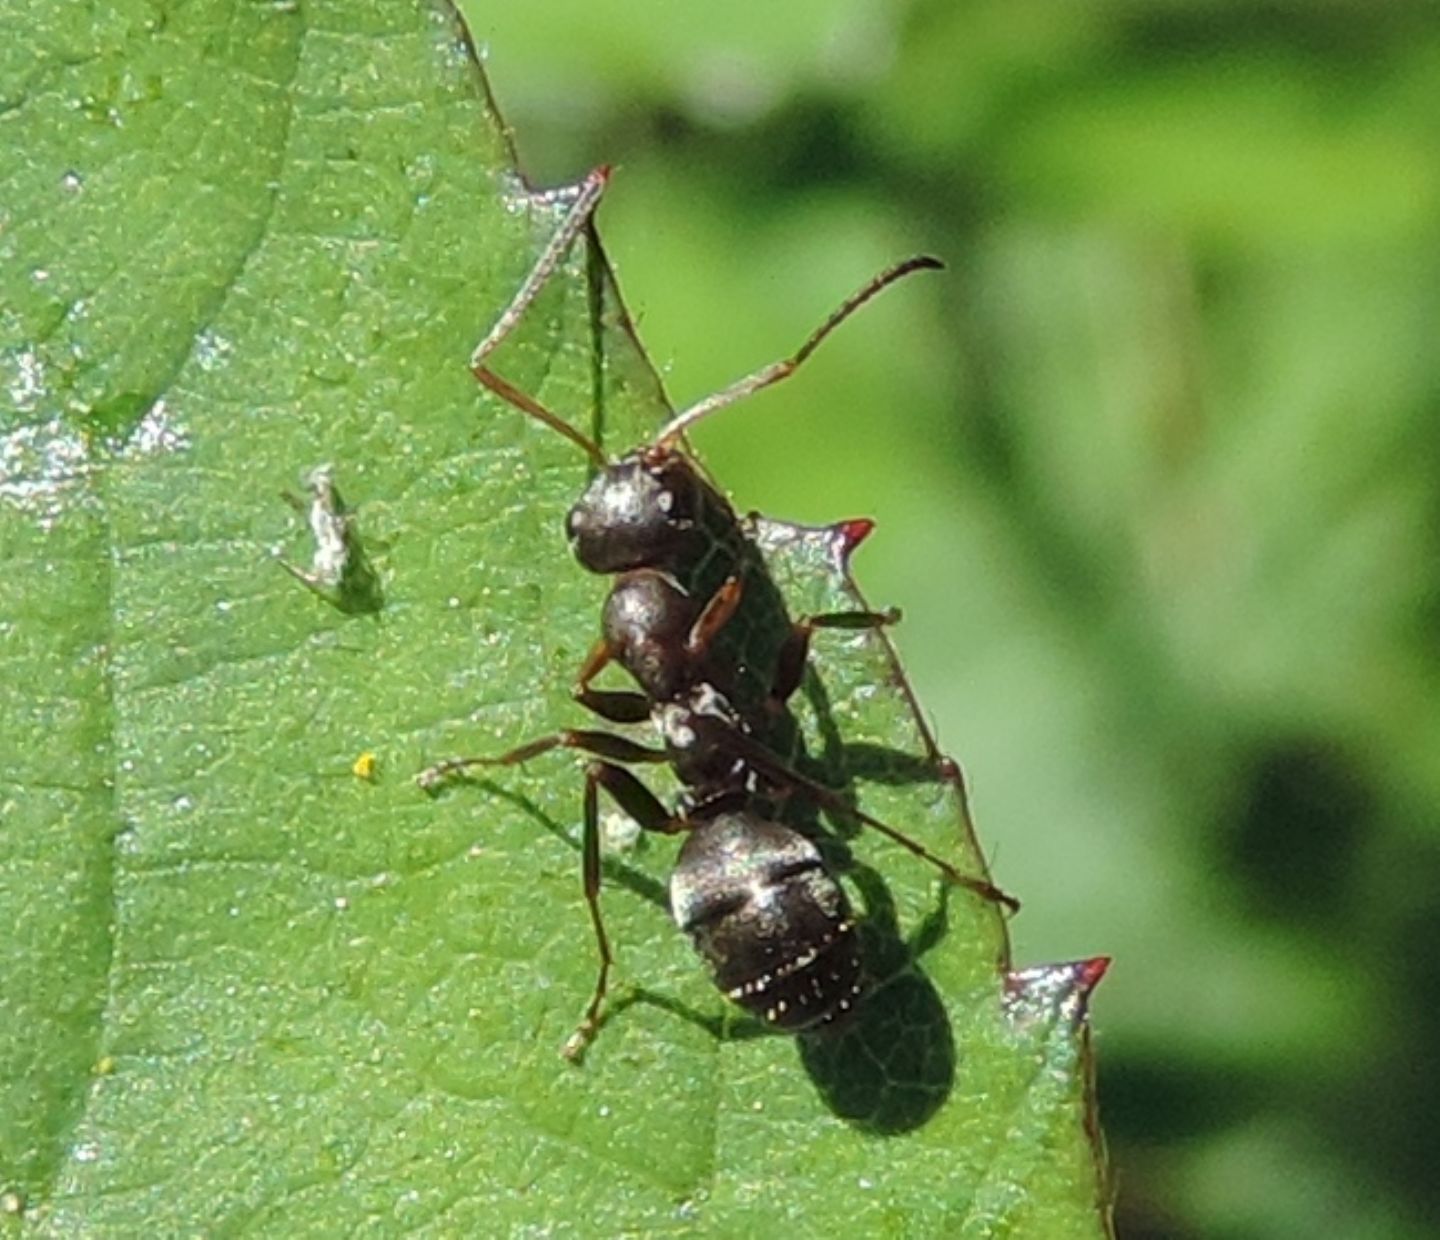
xmin=462 ymin=2 xmax=1438 ymax=1237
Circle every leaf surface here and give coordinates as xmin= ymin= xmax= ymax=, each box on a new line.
xmin=0 ymin=1 xmax=1108 ymax=1234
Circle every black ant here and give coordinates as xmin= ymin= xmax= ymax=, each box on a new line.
xmin=421 ymin=167 xmax=1015 ymax=1059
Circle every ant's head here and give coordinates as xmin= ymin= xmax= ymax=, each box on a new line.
xmin=565 ymin=450 xmax=707 ymax=575
xmin=487 ymin=256 xmax=944 ymax=573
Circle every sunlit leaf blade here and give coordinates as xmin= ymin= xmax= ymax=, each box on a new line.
xmin=1 ymin=0 xmax=1109 ymax=1234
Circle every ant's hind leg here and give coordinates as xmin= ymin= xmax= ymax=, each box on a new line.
xmin=714 ymin=725 xmax=1019 ymax=914
xmin=417 ymin=723 xmax=680 ymax=1059
xmin=563 ymin=761 xmax=684 ymax=1062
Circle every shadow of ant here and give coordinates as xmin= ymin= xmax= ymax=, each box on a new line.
xmin=606 ymin=871 xmax=958 ymax=1135
xmin=797 ymin=870 xmax=957 ymax=1134
xmin=452 ymin=778 xmax=669 ymax=911
xmin=799 ymin=666 xmax=949 ymax=797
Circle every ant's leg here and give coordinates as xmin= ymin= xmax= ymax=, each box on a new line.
xmin=653 ymin=256 xmax=943 ymax=449
xmin=769 ymin=606 xmax=902 ymax=709
xmin=566 ymin=765 xmax=613 ymax=1062
xmin=416 ymin=727 xmax=665 ymax=791
xmin=470 ymin=167 xmax=612 ymax=468
xmin=572 ymin=637 xmax=651 ymax=725
xmin=563 ymin=761 xmax=684 ymax=1062
xmin=715 ymin=726 xmax=1020 ymax=914
xmin=574 ymin=575 xmax=746 ymax=722
xmin=590 ymin=761 xmax=685 ymax=837
xmin=684 ymin=575 xmax=743 ymax=661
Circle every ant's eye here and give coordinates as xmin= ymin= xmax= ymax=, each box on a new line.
xmin=656 ymin=490 xmax=674 ymax=514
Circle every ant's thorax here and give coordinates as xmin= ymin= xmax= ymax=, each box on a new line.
xmin=652 ymin=681 xmax=756 ymax=804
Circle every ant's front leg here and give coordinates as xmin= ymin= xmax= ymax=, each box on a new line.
xmin=572 ymin=637 xmax=652 ymax=725
xmin=574 ymin=572 xmax=743 ymax=719
xmin=768 ymin=605 xmax=902 ymax=710
xmin=684 ymin=575 xmax=743 ymax=661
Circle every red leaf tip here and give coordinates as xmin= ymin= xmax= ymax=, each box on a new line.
xmin=831 ymin=518 xmax=875 ymax=565
xmin=1077 ymin=955 xmax=1111 ymax=993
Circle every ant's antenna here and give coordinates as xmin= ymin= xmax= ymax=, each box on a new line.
xmin=471 ymin=167 xmax=612 ymax=469
xmin=474 ymin=368 xmax=606 ymax=469
xmin=652 ymin=255 xmax=943 ymax=451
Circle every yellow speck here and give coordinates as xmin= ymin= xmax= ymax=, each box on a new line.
xmin=94 ymin=1055 xmax=116 ymax=1076
xmin=352 ymin=751 xmax=378 ymax=781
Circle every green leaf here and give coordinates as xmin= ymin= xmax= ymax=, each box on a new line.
xmin=1 ymin=0 xmax=1109 ymax=1234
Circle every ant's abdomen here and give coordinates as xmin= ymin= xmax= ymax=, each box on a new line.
xmin=671 ymin=813 xmax=864 ymax=1032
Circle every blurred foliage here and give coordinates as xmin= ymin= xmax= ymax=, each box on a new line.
xmin=464 ymin=1 xmax=1440 ymax=1236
